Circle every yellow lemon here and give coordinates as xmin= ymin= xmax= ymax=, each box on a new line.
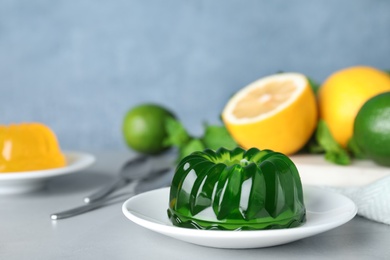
xmin=222 ymin=73 xmax=318 ymax=155
xmin=318 ymin=66 xmax=390 ymax=147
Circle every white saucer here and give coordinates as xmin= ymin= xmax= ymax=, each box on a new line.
xmin=122 ymin=186 xmax=357 ymax=249
xmin=290 ymin=154 xmax=390 ymax=187
xmin=0 ymin=151 xmax=95 ymax=194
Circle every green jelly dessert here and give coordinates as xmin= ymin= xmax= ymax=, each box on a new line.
xmin=167 ymin=147 xmax=306 ymax=230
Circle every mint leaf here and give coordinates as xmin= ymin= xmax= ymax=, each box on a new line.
xmin=307 ymin=77 xmax=321 ymax=95
xmin=316 ymin=120 xmax=351 ymax=165
xmin=163 ymin=118 xmax=205 ymax=160
xmin=164 ymin=118 xmax=239 ymax=161
xmin=179 ymin=139 xmax=205 ymax=160
xmin=202 ymin=124 xmax=237 ymax=150
xmin=299 ymin=133 xmax=325 ymax=154
xmin=163 ymin=117 xmax=191 ymax=147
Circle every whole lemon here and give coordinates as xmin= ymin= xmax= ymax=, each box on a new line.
xmin=354 ymin=92 xmax=390 ymax=166
xmin=318 ymin=66 xmax=390 ymax=147
xmin=122 ymin=104 xmax=175 ymax=154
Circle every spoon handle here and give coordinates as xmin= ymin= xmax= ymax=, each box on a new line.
xmin=83 ymin=178 xmax=127 ymax=203
xmin=50 ymin=199 xmax=108 ymax=220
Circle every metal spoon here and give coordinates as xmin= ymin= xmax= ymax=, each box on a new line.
xmin=50 ymin=166 xmax=172 ymax=220
xmin=50 ymin=152 xmax=175 ymax=220
xmin=83 ymin=156 xmax=149 ymax=203
xmin=83 ymin=152 xmax=175 ymax=204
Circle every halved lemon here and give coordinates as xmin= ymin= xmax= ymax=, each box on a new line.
xmin=222 ymin=73 xmax=318 ymax=155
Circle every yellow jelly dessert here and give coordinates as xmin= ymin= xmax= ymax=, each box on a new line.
xmin=0 ymin=123 xmax=66 ymax=173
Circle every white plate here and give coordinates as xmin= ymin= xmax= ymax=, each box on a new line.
xmin=122 ymin=186 xmax=357 ymax=249
xmin=0 ymin=151 xmax=95 ymax=194
xmin=290 ymin=154 xmax=390 ymax=187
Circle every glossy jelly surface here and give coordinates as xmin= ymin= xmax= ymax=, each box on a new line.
xmin=168 ymin=147 xmax=306 ymax=230
xmin=0 ymin=123 xmax=66 ymax=173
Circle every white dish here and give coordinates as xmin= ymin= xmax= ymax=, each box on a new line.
xmin=290 ymin=154 xmax=390 ymax=187
xmin=122 ymin=186 xmax=357 ymax=249
xmin=0 ymin=151 xmax=95 ymax=194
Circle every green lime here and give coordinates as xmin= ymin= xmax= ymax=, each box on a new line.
xmin=353 ymin=92 xmax=390 ymax=166
xmin=122 ymin=104 xmax=175 ymax=154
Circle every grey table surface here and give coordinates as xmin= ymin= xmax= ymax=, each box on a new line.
xmin=1 ymin=151 xmax=390 ymax=260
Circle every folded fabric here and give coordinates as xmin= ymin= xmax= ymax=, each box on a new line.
xmin=326 ymin=176 xmax=390 ymax=225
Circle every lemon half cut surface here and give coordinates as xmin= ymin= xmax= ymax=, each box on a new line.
xmin=222 ymin=73 xmax=318 ymax=155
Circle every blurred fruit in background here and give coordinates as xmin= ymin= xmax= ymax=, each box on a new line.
xmin=121 ymin=66 xmax=390 ymax=167
xmin=122 ymin=104 xmax=175 ymax=154
xmin=353 ymin=92 xmax=390 ymax=166
xmin=222 ymin=73 xmax=318 ymax=155
xmin=318 ymin=66 xmax=390 ymax=148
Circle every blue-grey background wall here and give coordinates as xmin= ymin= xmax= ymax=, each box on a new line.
xmin=1 ymin=0 xmax=389 ymax=151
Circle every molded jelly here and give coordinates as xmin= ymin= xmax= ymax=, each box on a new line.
xmin=0 ymin=123 xmax=66 ymax=173
xmin=167 ymin=147 xmax=306 ymax=230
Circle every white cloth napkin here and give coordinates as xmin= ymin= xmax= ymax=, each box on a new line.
xmin=327 ymin=176 xmax=390 ymax=225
